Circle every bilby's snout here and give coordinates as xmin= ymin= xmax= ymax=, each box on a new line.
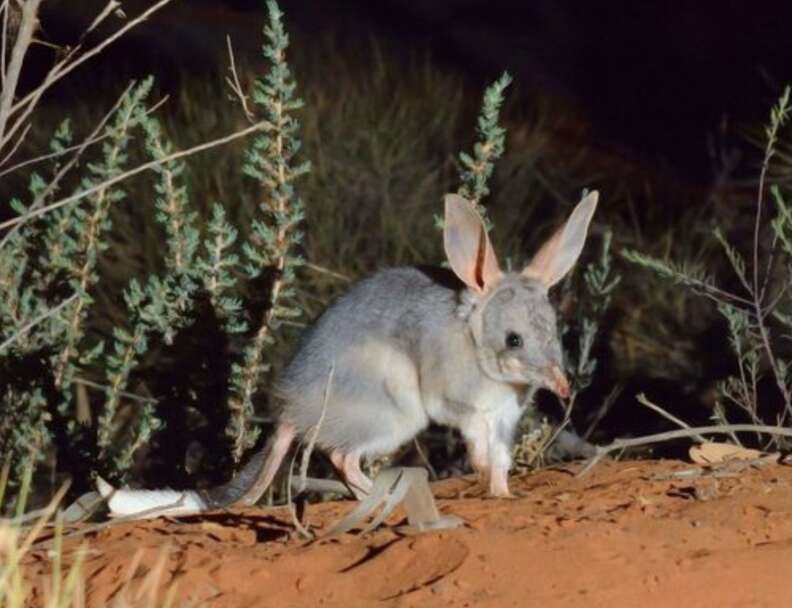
xmin=547 ymin=365 xmax=570 ymax=399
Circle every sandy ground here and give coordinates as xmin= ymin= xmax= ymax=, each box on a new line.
xmin=22 ymin=459 xmax=792 ymax=607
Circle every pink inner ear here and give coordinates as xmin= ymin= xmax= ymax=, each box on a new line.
xmin=523 ymin=230 xmax=563 ymax=285
xmin=476 ymin=224 xmax=502 ymax=291
xmin=522 ymin=191 xmax=598 ymax=288
xmin=443 ymin=194 xmax=503 ymax=293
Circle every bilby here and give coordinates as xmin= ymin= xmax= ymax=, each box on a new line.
xmin=102 ymin=191 xmax=598 ymax=517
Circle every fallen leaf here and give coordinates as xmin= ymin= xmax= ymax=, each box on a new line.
xmin=689 ymin=442 xmax=778 ymax=465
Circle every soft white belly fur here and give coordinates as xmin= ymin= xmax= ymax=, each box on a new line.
xmin=425 ymin=374 xmax=521 ymax=429
xmin=339 ymin=339 xmax=430 ymax=457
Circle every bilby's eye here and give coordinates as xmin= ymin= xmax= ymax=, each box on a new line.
xmin=505 ymin=332 xmax=523 ymax=349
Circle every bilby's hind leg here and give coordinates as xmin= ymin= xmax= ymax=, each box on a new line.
xmin=235 ymin=422 xmax=296 ymax=506
xmin=330 ymin=449 xmax=372 ymax=500
xmin=344 ymin=452 xmax=373 ymax=497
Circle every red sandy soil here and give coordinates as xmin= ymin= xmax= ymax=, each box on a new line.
xmin=23 ymin=459 xmax=792 ymax=607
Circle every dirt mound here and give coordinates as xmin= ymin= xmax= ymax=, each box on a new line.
xmin=23 ymin=459 xmax=792 ymax=607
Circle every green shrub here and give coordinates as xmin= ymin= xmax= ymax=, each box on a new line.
xmin=624 ymin=87 xmax=792 ymax=444
xmin=0 ymin=0 xmax=309 ymax=498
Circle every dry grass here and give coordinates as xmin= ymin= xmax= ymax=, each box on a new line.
xmin=0 ymin=464 xmax=182 ymax=608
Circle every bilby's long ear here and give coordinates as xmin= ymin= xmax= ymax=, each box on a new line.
xmin=443 ymin=194 xmax=502 ymax=294
xmin=523 ymin=190 xmax=598 ymax=288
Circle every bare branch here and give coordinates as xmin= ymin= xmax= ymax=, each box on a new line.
xmin=83 ymin=1 xmax=122 ymax=39
xmin=0 ymin=119 xmax=270 ymax=235
xmin=0 ymin=91 xmax=168 ymax=179
xmin=1 ymin=0 xmax=10 ymax=88
xmin=0 ymin=81 xmax=134 ymax=250
xmin=636 ymin=393 xmax=706 ymax=441
xmin=298 ymin=363 xmax=333 ymax=494
xmin=0 ymin=117 xmax=27 ymax=164
xmin=304 ymin=262 xmax=352 ymax=282
xmin=0 ymin=293 xmax=77 ymax=355
xmin=1 ymin=0 xmax=175 ymax=158
xmin=12 ymin=0 xmax=173 ymax=114
xmin=73 ymin=376 xmax=157 ymax=406
xmin=0 ymin=0 xmax=42 ymax=147
xmin=578 ymin=422 xmax=792 ymax=477
xmin=225 ymin=35 xmax=254 ymax=123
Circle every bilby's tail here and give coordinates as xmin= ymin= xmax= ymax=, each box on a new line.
xmin=99 ymin=423 xmax=297 ymax=519
xmin=96 ymin=477 xmax=208 ymax=518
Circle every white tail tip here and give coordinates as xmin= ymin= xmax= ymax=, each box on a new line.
xmin=97 ymin=477 xmax=207 ymax=519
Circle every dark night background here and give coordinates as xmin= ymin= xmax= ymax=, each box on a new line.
xmin=311 ymin=0 xmax=792 ymax=182
xmin=40 ymin=0 xmax=792 ymax=180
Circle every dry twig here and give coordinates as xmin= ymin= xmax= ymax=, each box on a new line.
xmin=0 ymin=119 xmax=272 ymax=234
xmin=578 ymin=422 xmax=792 ymax=477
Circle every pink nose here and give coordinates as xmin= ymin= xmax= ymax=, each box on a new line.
xmin=548 ymin=366 xmax=570 ymax=399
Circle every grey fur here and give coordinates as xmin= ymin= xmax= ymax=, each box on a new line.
xmin=276 ymin=267 xmax=455 ymax=455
